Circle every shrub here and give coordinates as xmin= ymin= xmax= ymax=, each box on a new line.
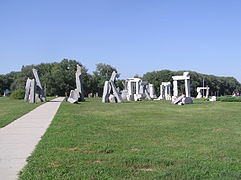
xmin=217 ymin=96 xmax=241 ymax=102
xmin=10 ymin=89 xmax=25 ymax=99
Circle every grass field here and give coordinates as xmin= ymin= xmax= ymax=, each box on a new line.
xmin=20 ymin=98 xmax=241 ymax=179
xmin=0 ymin=97 xmax=42 ymax=128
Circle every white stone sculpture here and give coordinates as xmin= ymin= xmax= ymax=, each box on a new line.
xmin=209 ymin=96 xmax=217 ymax=102
xmin=24 ymin=69 xmax=46 ymax=103
xmin=196 ymin=87 xmax=210 ymax=99
xmin=75 ymin=64 xmax=85 ymax=102
xmin=157 ymin=82 xmax=171 ymax=100
xmin=68 ymin=64 xmax=85 ymax=103
xmin=172 ymin=72 xmax=193 ymax=105
xmin=124 ymin=78 xmax=151 ymax=101
xmin=67 ymin=90 xmax=79 ymax=104
xmin=102 ymin=71 xmax=123 ymax=103
xmin=32 ymin=69 xmax=46 ymax=102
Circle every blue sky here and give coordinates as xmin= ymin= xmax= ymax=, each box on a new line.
xmin=1 ymin=0 xmax=241 ymax=81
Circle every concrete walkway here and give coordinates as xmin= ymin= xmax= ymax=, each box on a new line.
xmin=0 ymin=97 xmax=64 ymax=180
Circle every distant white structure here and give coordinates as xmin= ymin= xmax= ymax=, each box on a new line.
xmin=196 ymin=87 xmax=210 ymax=99
xmin=68 ymin=65 xmax=85 ymax=103
xmin=209 ymin=96 xmax=217 ymax=101
xmin=158 ymin=82 xmax=171 ymax=100
xmin=172 ymin=72 xmax=193 ymax=105
xmin=102 ymin=71 xmax=123 ymax=103
xmin=124 ymin=78 xmax=151 ymax=101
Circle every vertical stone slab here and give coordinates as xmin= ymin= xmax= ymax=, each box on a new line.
xmin=173 ymin=80 xmax=178 ymax=97
xmin=29 ymin=79 xmax=36 ymax=103
xmin=167 ymin=84 xmax=171 ymax=100
xmin=24 ymin=78 xmax=31 ymax=102
xmin=160 ymin=85 xmax=164 ymax=99
xmin=206 ymin=89 xmax=209 ymax=98
xmin=185 ymin=79 xmax=191 ymax=97
xmin=75 ymin=64 xmax=85 ymax=102
xmin=102 ymin=81 xmax=110 ymax=103
xmin=127 ymin=81 xmax=134 ymax=101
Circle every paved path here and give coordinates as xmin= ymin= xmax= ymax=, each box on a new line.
xmin=0 ymin=97 xmax=64 ymax=180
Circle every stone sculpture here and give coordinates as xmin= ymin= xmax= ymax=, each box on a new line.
xmin=67 ymin=64 xmax=85 ymax=104
xmin=157 ymin=82 xmax=171 ymax=100
xmin=172 ymin=72 xmax=193 ymax=105
xmin=102 ymin=71 xmax=123 ymax=103
xmin=75 ymin=64 xmax=85 ymax=102
xmin=196 ymin=87 xmax=210 ymax=99
xmin=209 ymin=96 xmax=217 ymax=102
xmin=124 ymin=78 xmax=152 ymax=101
xmin=32 ymin=69 xmax=46 ymax=102
xmin=24 ymin=69 xmax=46 ymax=103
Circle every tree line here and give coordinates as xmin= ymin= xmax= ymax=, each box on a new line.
xmin=0 ymin=59 xmax=240 ymax=97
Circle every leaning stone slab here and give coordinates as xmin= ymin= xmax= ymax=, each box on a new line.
xmin=32 ymin=69 xmax=46 ymax=102
xmin=110 ymin=81 xmax=123 ymax=103
xmin=110 ymin=71 xmax=117 ymax=82
xmin=68 ymin=90 xmax=79 ymax=104
xmin=24 ymin=78 xmax=31 ymax=102
xmin=172 ymin=95 xmax=185 ymax=104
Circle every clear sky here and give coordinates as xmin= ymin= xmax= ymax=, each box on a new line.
xmin=1 ymin=0 xmax=241 ymax=81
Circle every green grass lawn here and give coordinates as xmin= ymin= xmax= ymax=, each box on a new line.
xmin=20 ymin=98 xmax=241 ymax=179
xmin=0 ymin=97 xmax=42 ymax=128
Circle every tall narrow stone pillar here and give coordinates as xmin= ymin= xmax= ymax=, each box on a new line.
xmin=206 ymin=89 xmax=209 ymax=98
xmin=24 ymin=78 xmax=31 ymax=102
xmin=185 ymin=79 xmax=191 ymax=97
xmin=76 ymin=65 xmax=85 ymax=102
xmin=29 ymin=79 xmax=36 ymax=103
xmin=102 ymin=81 xmax=110 ymax=103
xmin=173 ymin=80 xmax=178 ymax=97
xmin=160 ymin=85 xmax=164 ymax=99
xmin=136 ymin=81 xmax=139 ymax=95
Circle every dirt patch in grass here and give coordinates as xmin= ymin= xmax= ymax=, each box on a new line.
xmin=129 ymin=148 xmax=141 ymax=152
xmin=48 ymin=162 xmax=61 ymax=167
xmin=54 ymin=147 xmax=81 ymax=152
xmin=139 ymin=168 xmax=154 ymax=172
xmin=212 ymin=128 xmax=228 ymax=133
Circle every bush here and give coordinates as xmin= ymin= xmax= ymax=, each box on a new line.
xmin=217 ymin=96 xmax=241 ymax=102
xmin=10 ymin=89 xmax=25 ymax=99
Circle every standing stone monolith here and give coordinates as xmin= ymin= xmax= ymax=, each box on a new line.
xmin=102 ymin=71 xmax=123 ymax=103
xmin=32 ymin=69 xmax=46 ymax=102
xmin=76 ymin=64 xmax=85 ymax=102
xmin=24 ymin=78 xmax=31 ymax=102
xmin=172 ymin=72 xmax=193 ymax=105
xmin=29 ymin=79 xmax=36 ymax=103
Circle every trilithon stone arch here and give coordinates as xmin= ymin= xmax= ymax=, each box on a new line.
xmin=172 ymin=72 xmax=193 ymax=105
xmin=158 ymin=82 xmax=171 ymax=100
xmin=196 ymin=87 xmax=210 ymax=99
